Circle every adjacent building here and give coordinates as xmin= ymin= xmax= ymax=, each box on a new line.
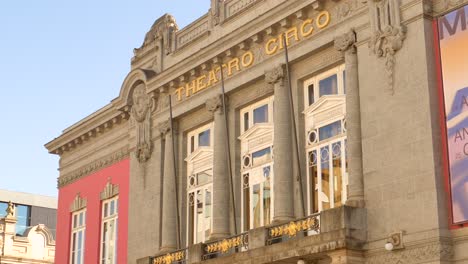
xmin=45 ymin=0 xmax=468 ymax=263
xmin=0 ymin=189 xmax=57 ymax=263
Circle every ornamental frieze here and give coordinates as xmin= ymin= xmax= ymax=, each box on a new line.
xmin=58 ymin=147 xmax=129 ymax=188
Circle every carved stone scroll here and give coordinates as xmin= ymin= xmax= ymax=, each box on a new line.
xmin=366 ymin=0 xmax=406 ymax=95
xmin=131 ymin=83 xmax=153 ymax=163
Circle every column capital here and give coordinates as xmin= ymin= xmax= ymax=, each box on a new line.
xmin=206 ymin=94 xmax=224 ymax=114
xmin=265 ymin=64 xmax=286 ymax=84
xmin=159 ymin=119 xmax=172 ymax=135
xmin=334 ymin=30 xmax=356 ymax=53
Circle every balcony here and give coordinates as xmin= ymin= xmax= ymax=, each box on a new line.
xmin=139 ymin=206 xmax=366 ymax=264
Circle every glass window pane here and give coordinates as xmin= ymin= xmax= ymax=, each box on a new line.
xmin=343 ymin=71 xmax=346 ymax=94
xmin=252 ymin=147 xmax=271 ymax=166
xmin=244 ymin=112 xmax=249 ymax=132
xmin=190 ymin=136 xmax=195 ymax=153
xmin=205 ymin=189 xmax=212 ymax=239
xmin=189 ymin=193 xmax=195 ymax=245
xmin=104 ymin=203 xmax=108 ymax=218
xmin=252 ymin=184 xmax=261 ymax=228
xmin=319 ymin=74 xmax=338 ymax=97
xmin=198 ymin=129 xmax=211 ymax=147
xmin=320 ymin=146 xmax=331 ymax=210
xmin=243 ymin=185 xmax=250 ymax=231
xmin=319 ymin=121 xmax=342 ymax=141
xmin=196 ymin=169 xmax=213 ymax=186
xmin=308 ymin=84 xmax=315 ymax=105
xmin=110 ymin=200 xmax=115 ymax=216
xmin=253 ymin=104 xmax=268 ymax=124
xmin=309 ymin=150 xmax=319 ymax=214
xmin=263 ymin=178 xmax=271 ymax=226
xmin=333 ymin=142 xmax=343 ymax=208
xmin=16 ymin=205 xmax=30 ymax=235
xmin=196 ymin=191 xmax=203 ymax=243
xmin=0 ymin=202 xmax=7 ymax=218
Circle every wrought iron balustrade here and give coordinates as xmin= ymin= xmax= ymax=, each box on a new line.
xmin=266 ymin=213 xmax=320 ymax=245
xmin=151 ymin=248 xmax=188 ymax=264
xmin=202 ymin=232 xmax=249 ymax=260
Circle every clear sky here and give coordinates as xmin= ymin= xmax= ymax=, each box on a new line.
xmin=0 ymin=1 xmax=210 ymax=197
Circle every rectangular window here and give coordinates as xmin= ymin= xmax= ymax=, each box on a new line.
xmin=319 ymin=121 xmax=342 ymax=142
xmin=70 ymin=210 xmax=86 ymax=264
xmin=100 ymin=197 xmax=118 ymax=264
xmin=252 ymin=147 xmax=272 ymax=166
xmin=319 ymin=74 xmax=338 ymax=97
xmin=308 ymin=84 xmax=315 ymax=105
xmin=198 ymin=129 xmax=211 ymax=147
xmin=253 ymin=104 xmax=269 ymax=124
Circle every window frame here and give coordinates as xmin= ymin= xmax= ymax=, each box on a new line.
xmin=239 ymin=96 xmax=275 ymax=232
xmin=185 ymin=123 xmax=214 ymax=245
xmin=70 ymin=209 xmax=86 ymax=264
xmin=100 ymin=196 xmax=118 ymax=264
xmin=303 ymin=64 xmax=348 ymax=216
xmin=303 ymin=65 xmax=346 ymax=107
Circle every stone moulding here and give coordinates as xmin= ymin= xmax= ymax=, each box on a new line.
xmin=176 ymin=15 xmax=210 ymax=49
xmin=365 ymin=242 xmax=453 ymax=264
xmin=58 ymin=147 xmax=129 ymax=188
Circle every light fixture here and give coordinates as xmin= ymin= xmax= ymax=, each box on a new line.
xmin=297 ymin=259 xmax=306 ymax=264
xmin=384 ymin=231 xmax=404 ymax=251
xmin=384 ymin=241 xmax=394 ymax=251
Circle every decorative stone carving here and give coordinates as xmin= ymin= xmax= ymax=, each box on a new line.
xmin=58 ymin=147 xmax=129 ymax=188
xmin=135 ymin=14 xmax=178 ymax=54
xmin=335 ymin=0 xmax=363 ymax=21
xmin=206 ymin=94 xmax=224 ymax=113
xmin=334 ymin=30 xmax=357 ymax=54
xmin=265 ymin=64 xmax=286 ymax=84
xmin=100 ymin=178 xmax=119 ymax=200
xmin=366 ymin=0 xmax=406 ymax=95
xmin=70 ymin=193 xmax=87 ymax=212
xmin=131 ymin=83 xmax=153 ymax=163
xmin=6 ymin=201 xmax=14 ymax=218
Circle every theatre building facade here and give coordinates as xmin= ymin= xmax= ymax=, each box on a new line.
xmin=45 ymin=0 xmax=468 ymax=263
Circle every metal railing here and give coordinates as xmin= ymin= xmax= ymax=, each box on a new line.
xmin=202 ymin=232 xmax=249 ymax=260
xmin=266 ymin=213 xmax=320 ymax=245
xmin=150 ymin=248 xmax=188 ymax=264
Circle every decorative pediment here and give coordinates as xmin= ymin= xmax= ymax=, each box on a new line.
xmin=20 ymin=224 xmax=56 ymax=246
xmin=238 ymin=123 xmax=273 ymax=141
xmin=185 ymin=147 xmax=213 ymax=163
xmin=100 ymin=179 xmax=119 ymax=200
xmin=70 ymin=193 xmax=87 ymax=212
xmin=304 ymin=95 xmax=346 ymax=129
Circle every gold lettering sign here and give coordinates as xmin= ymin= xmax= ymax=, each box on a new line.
xmin=174 ymin=11 xmax=331 ymax=101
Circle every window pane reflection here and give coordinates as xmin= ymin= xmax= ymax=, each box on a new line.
xmin=321 ymin=146 xmax=330 ymax=210
xmin=252 ymin=184 xmax=260 ymax=228
xmin=252 ymin=148 xmax=271 ymax=166
xmin=253 ymin=104 xmax=268 ymax=124
xmin=319 ymin=74 xmax=338 ymax=97
xmin=319 ymin=121 xmax=342 ymax=141
xmin=198 ymin=129 xmax=211 ymax=147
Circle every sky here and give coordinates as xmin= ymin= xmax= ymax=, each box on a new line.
xmin=0 ymin=1 xmax=210 ymax=197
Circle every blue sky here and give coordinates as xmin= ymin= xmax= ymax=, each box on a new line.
xmin=0 ymin=1 xmax=210 ymax=197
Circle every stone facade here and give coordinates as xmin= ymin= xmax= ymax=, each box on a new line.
xmin=45 ymin=0 xmax=468 ymax=263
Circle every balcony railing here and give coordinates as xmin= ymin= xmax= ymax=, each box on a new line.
xmin=202 ymin=232 xmax=249 ymax=260
xmin=266 ymin=213 xmax=320 ymax=245
xmin=151 ymin=248 xmax=188 ymax=264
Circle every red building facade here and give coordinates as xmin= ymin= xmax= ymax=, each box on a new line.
xmin=55 ymin=159 xmax=129 ymax=264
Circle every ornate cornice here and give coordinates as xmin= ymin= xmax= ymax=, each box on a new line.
xmin=58 ymin=147 xmax=129 ymax=188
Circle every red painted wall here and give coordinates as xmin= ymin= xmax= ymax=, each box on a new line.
xmin=55 ymin=159 xmax=130 ymax=263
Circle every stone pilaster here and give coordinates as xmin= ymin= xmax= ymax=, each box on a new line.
xmin=334 ymin=30 xmax=365 ymax=207
xmin=266 ymin=64 xmax=295 ymax=223
xmin=206 ymin=94 xmax=231 ymax=240
xmin=159 ymin=120 xmax=178 ymax=252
